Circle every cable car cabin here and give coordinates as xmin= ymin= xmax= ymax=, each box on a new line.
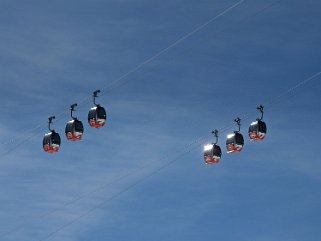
xmin=249 ymin=120 xmax=267 ymax=141
xmin=65 ymin=119 xmax=84 ymax=141
xmin=43 ymin=131 xmax=61 ymax=153
xmin=204 ymin=144 xmax=222 ymax=164
xmin=88 ymin=105 xmax=106 ymax=128
xmin=226 ymin=132 xmax=244 ymax=153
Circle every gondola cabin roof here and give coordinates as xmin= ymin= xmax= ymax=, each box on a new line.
xmin=204 ymin=144 xmax=214 ymax=151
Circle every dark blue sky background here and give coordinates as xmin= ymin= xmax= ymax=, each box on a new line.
xmin=0 ymin=0 xmax=320 ymax=240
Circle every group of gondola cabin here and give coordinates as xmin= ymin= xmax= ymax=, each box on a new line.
xmin=204 ymin=105 xmax=267 ymax=165
xmin=43 ymin=90 xmax=107 ymax=153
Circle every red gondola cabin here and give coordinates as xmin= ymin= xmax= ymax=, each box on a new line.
xmin=249 ymin=105 xmax=267 ymax=141
xmin=43 ymin=116 xmax=61 ymax=153
xmin=88 ymin=105 xmax=106 ymax=128
xmin=249 ymin=120 xmax=267 ymax=141
xmin=65 ymin=119 xmax=84 ymax=141
xmin=204 ymin=143 xmax=222 ymax=164
xmin=226 ymin=117 xmax=244 ymax=153
xmin=226 ymin=132 xmax=244 ymax=153
xmin=43 ymin=131 xmax=61 ymax=153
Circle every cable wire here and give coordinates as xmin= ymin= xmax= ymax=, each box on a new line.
xmin=1 ymin=0 xmax=320 ymax=238
xmin=38 ymin=141 xmax=204 ymax=241
xmin=1 ymin=3 xmax=321 ymax=238
xmin=37 ymin=70 xmax=321 ymax=241
xmin=1 ymin=68 xmax=319 ymax=239
xmin=0 ymin=0 xmax=245 ymax=152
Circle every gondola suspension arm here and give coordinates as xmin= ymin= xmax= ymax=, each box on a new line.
xmin=48 ymin=116 xmax=55 ymax=132
xmin=257 ymin=105 xmax=264 ymax=120
xmin=234 ymin=117 xmax=241 ymax=132
xmin=93 ymin=90 xmax=101 ymax=106
xmin=212 ymin=129 xmax=219 ymax=144
xmin=70 ymin=103 xmax=78 ymax=119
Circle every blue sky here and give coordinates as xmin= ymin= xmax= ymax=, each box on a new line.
xmin=0 ymin=0 xmax=320 ymax=240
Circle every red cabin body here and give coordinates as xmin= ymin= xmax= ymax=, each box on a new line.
xmin=89 ymin=117 xmax=106 ymax=128
xmin=204 ymin=155 xmax=220 ymax=164
xmin=226 ymin=143 xmax=243 ymax=153
xmin=43 ymin=143 xmax=60 ymax=153
xmin=249 ymin=131 xmax=265 ymax=141
xmin=66 ymin=131 xmax=82 ymax=141
xmin=89 ymin=118 xmax=105 ymax=128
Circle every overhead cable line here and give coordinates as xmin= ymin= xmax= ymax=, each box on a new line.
xmin=98 ymin=0 xmax=245 ymax=93
xmin=1 ymin=3 xmax=321 ymax=237
xmin=0 ymin=0 xmax=245 ymax=153
xmin=98 ymin=0 xmax=286 ymax=102
xmin=1 ymin=69 xmax=320 ymax=238
xmin=1 ymin=0 xmax=320 ymax=236
xmin=1 ymin=8 xmax=321 ymax=239
xmin=38 ymin=143 xmax=203 ymax=241
xmin=37 ymin=70 xmax=321 ymax=241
